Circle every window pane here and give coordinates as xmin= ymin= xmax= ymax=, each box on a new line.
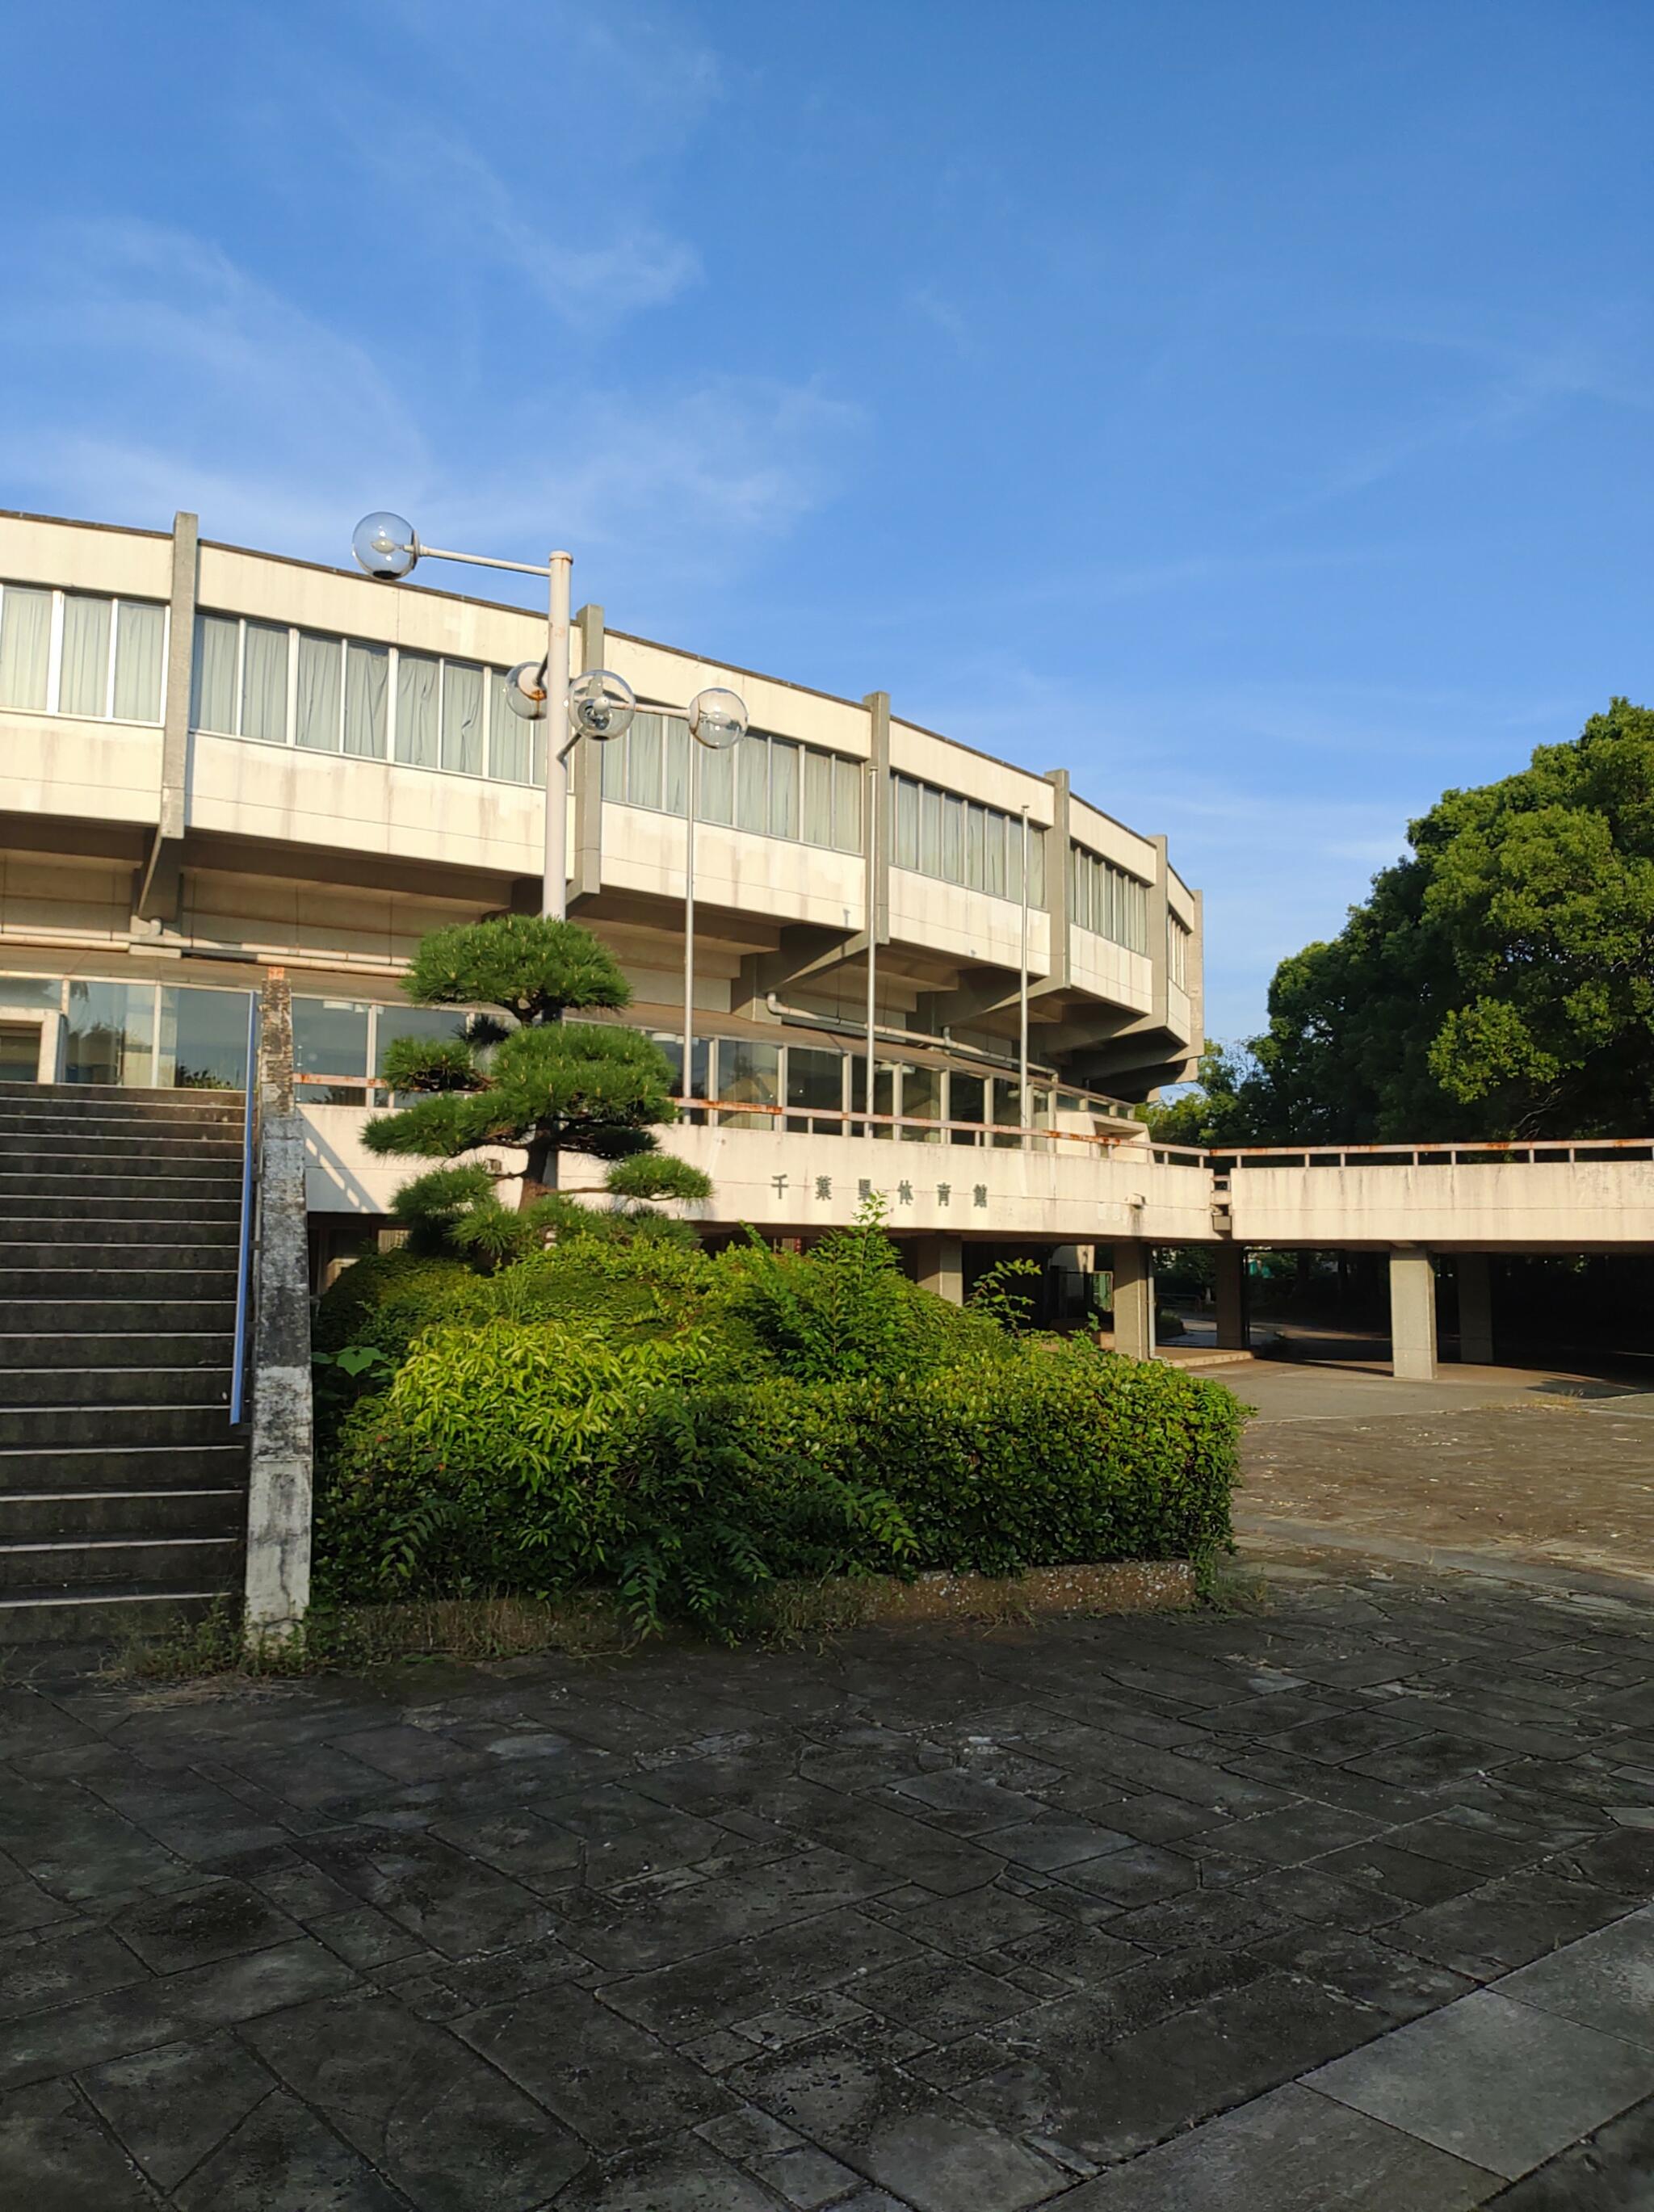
xmin=984 ymin=809 xmax=1005 ymax=897
xmin=900 ymin=1063 xmax=942 ymax=1140
xmin=699 ymin=737 xmax=734 ymax=825
xmin=295 ymin=632 xmax=341 ymax=751
xmin=919 ymin=783 xmax=942 ymax=876
xmin=941 ymin=794 xmax=963 ymax=884
xmin=192 ymin=613 xmax=237 ymax=733
xmin=848 ymin=1055 xmax=897 ymax=1136
xmin=0 ymin=586 xmax=51 ymax=711
xmin=1029 ymin=827 xmax=1047 ymax=907
xmin=719 ymin=1039 xmax=779 ymax=1128
xmin=833 ymin=755 xmax=863 ymax=852
xmin=627 ymin=711 xmax=662 ymax=808
xmin=736 ymin=732 xmax=767 ymax=833
xmin=157 ymin=985 xmax=252 ymax=1090
xmin=241 ymin=622 xmax=288 ymax=744
xmin=59 ymin=594 xmax=111 ymax=716
xmin=65 ymin=980 xmax=154 ymax=1086
xmin=1007 ymin=820 xmax=1024 ymax=905
xmin=769 ymin=738 xmax=800 ymax=840
xmin=964 ymin=803 xmax=985 ymax=891
xmin=785 ymin=1043 xmax=842 ymax=1131
xmin=112 ymin=600 xmax=164 ymax=722
xmin=374 ymin=1003 xmax=469 ymax=1077
xmin=396 ymin=652 xmax=439 ymax=767
xmin=893 ymin=774 xmax=918 ymax=868
xmin=949 ymin=1070 xmax=984 ymax=1143
xmin=599 ymin=718 xmax=628 ymax=799
xmin=441 ymin=660 xmax=484 ymax=774
xmin=663 ymin=717 xmax=690 ymax=816
xmin=488 ymin=669 xmax=530 ymax=782
xmin=801 ymin=747 xmax=832 ymax=846
xmin=0 ymin=976 xmax=62 ymax=1009
xmin=292 ymin=996 xmax=371 ymax=1103
xmin=343 ymin=640 xmax=388 ymax=759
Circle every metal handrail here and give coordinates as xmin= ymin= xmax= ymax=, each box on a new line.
xmin=229 ymin=989 xmax=259 ymax=1425
xmin=1211 ymin=1136 xmax=1654 ymax=1169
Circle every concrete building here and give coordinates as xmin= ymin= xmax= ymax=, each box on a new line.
xmin=0 ymin=506 xmax=1204 ymax=1311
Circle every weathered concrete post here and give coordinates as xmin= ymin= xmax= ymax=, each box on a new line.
xmin=1389 ymin=1245 xmax=1438 ymax=1382
xmin=243 ymin=972 xmax=314 ymax=1646
xmin=913 ymin=1235 xmax=963 ymax=1303
xmin=1111 ymin=1240 xmax=1157 ymax=1361
xmin=1214 ymin=1244 xmax=1249 ymax=1351
xmin=1456 ymin=1253 xmax=1493 ymax=1366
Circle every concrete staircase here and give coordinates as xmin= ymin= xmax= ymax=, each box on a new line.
xmin=0 ymin=1081 xmax=250 ymax=1645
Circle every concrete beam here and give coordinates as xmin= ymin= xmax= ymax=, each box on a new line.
xmin=1389 ymin=1245 xmax=1438 ymax=1381
xmin=244 ymin=971 xmax=316 ymax=1647
xmin=1214 ymin=1244 xmax=1249 ymax=1350
xmin=1457 ymin=1253 xmax=1493 ymax=1366
xmin=913 ymin=1234 xmax=963 ymax=1304
xmin=1110 ymin=1239 xmax=1156 ymax=1361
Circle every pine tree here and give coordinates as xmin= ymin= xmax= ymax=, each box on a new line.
xmin=362 ymin=914 xmax=711 ymax=1261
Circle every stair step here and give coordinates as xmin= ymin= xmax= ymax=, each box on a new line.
xmin=0 ymin=1112 xmax=245 ymax=1144
xmin=0 ymin=1589 xmax=228 ymax=1646
xmin=0 ymin=1231 xmax=239 ymax=1262
xmin=0 ymin=1404 xmax=240 ymax=1447
xmin=0 ymin=1299 xmax=237 ymax=1333
xmin=0 ymin=1193 xmax=241 ymax=1223
xmin=0 ymin=1333 xmax=233 ymax=1370
xmin=0 ymin=1173 xmax=243 ymax=1204
xmin=0 ymin=1442 xmax=248 ymax=1492
xmin=0 ymin=1534 xmax=241 ymax=1590
xmin=0 ymin=1368 xmax=231 ymax=1409
xmin=0 ymin=1135 xmax=241 ymax=1164
xmin=0 ymin=1267 xmax=238 ymax=1300
xmin=0 ymin=1489 xmax=245 ymax=1540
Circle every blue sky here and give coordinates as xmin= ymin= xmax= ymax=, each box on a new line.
xmin=3 ymin=2 xmax=1649 ymax=1040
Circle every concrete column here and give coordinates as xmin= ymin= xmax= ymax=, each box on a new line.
xmin=1110 ymin=1240 xmax=1156 ymax=1361
xmin=1214 ymin=1244 xmax=1249 ymax=1351
xmin=244 ymin=972 xmax=315 ymax=1646
xmin=1039 ymin=767 xmax=1072 ymax=991
xmin=1389 ymin=1245 xmax=1438 ymax=1382
xmin=862 ymin=690 xmax=891 ymax=947
xmin=913 ymin=1235 xmax=963 ymax=1304
xmin=570 ymin=603 xmax=605 ymax=903
xmin=1457 ymin=1253 xmax=1493 ymax=1366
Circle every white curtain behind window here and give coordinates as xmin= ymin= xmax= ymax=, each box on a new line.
xmin=737 ymin=733 xmax=768 ymax=833
xmin=833 ymin=757 xmax=863 ymax=854
xmin=112 ymin=602 xmax=163 ymax=722
xmin=698 ymin=738 xmax=734 ymax=824
xmin=801 ymin=748 xmax=832 ymax=846
xmin=626 ymin=711 xmax=662 ymax=808
xmin=60 ymin=595 xmax=111 ymax=716
xmin=296 ymin=633 xmax=342 ymax=750
xmin=662 ymin=717 xmax=689 ymax=817
xmin=241 ymin=623 xmax=288 ymax=743
xmin=396 ymin=653 xmax=439 ymax=766
xmin=441 ymin=661 xmax=484 ymax=774
xmin=769 ymin=739 xmax=800 ymax=840
xmin=192 ymin=614 xmax=238 ymax=732
xmin=489 ymin=669 xmax=529 ymax=783
xmin=343 ymin=641 xmax=388 ymax=758
xmin=0 ymin=587 xmax=51 ymax=711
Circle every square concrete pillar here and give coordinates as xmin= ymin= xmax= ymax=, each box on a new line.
xmin=1110 ymin=1240 xmax=1156 ymax=1362
xmin=913 ymin=1234 xmax=963 ymax=1304
xmin=1457 ymin=1253 xmax=1493 ymax=1366
xmin=1214 ymin=1244 xmax=1249 ymax=1351
xmin=1389 ymin=1245 xmax=1438 ymax=1381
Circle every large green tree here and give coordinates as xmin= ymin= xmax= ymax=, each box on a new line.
xmin=363 ymin=914 xmax=711 ymax=1263
xmin=1169 ymin=699 xmax=1654 ymax=1143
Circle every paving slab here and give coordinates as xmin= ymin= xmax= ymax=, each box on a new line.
xmin=1494 ymin=1903 xmax=1654 ymax=2050
xmin=1307 ymin=1987 xmax=1654 ymax=2179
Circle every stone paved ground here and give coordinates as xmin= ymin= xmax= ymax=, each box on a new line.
xmin=6 ymin=1563 xmax=1654 ymax=2209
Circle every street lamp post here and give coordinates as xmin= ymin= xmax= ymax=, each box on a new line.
xmin=350 ymin=514 xmax=631 ymax=918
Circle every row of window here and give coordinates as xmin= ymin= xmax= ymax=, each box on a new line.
xmin=191 ymin=613 xmax=547 ymax=786
xmin=888 ymin=774 xmax=1048 ymax=905
xmin=0 ymin=582 xmax=166 ymax=724
xmin=0 ymin=973 xmax=253 ymax=1089
xmin=598 ymin=712 xmax=864 ymax=853
xmin=1069 ymin=843 xmax=1151 ymax=954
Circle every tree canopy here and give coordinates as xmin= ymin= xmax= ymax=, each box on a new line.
xmin=1150 ymin=699 xmax=1654 ymax=1144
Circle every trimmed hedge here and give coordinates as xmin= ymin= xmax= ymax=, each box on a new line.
xmin=314 ymin=1305 xmax=1242 ymax=1634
